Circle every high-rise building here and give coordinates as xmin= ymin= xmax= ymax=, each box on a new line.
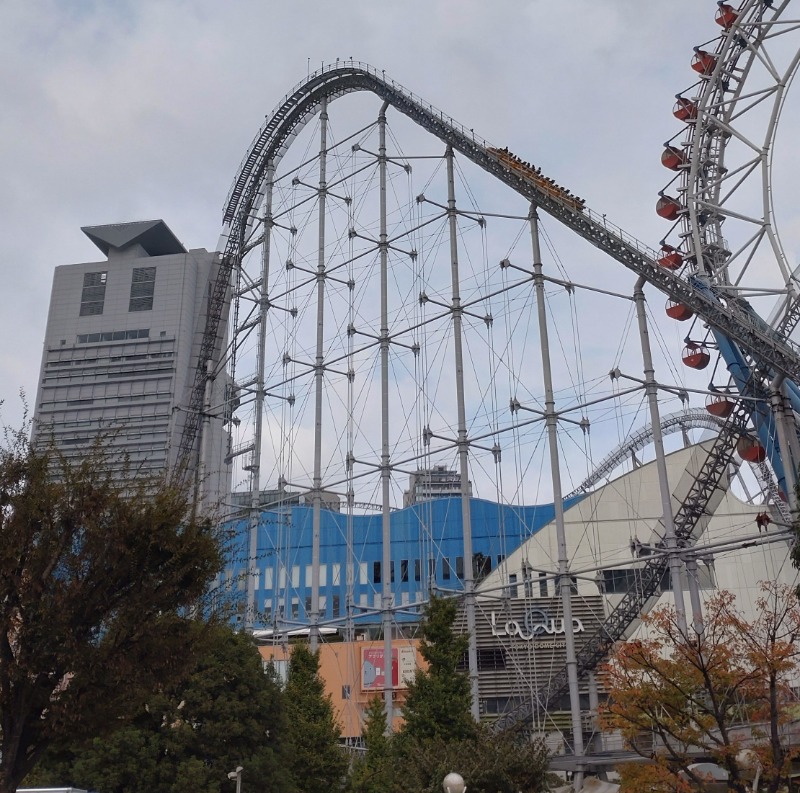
xmin=33 ymin=220 xmax=230 ymax=504
xmin=403 ymin=464 xmax=471 ymax=506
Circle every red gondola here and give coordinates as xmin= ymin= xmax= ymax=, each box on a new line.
xmin=692 ymin=50 xmax=716 ymax=75
xmin=673 ymin=97 xmax=698 ymax=122
xmin=737 ymin=436 xmax=766 ymax=464
xmin=656 ymin=195 xmax=683 ymax=220
xmin=682 ymin=342 xmax=711 ymax=370
xmin=666 ymin=299 xmax=693 ymax=321
xmin=705 ymin=393 xmax=735 ymax=418
xmin=715 ymin=4 xmax=738 ymax=28
xmin=661 ymin=146 xmax=687 ymax=171
xmin=658 ymin=245 xmax=683 ymax=270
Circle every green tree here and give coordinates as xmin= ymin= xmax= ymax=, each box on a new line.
xmin=285 ymin=643 xmax=348 ymax=793
xmin=348 ymin=696 xmax=393 ymax=793
xmin=399 ymin=594 xmax=476 ymax=744
xmin=27 ymin=624 xmax=294 ymax=793
xmin=393 ymin=595 xmax=549 ymax=793
xmin=395 ymin=731 xmax=550 ymax=793
xmin=0 ymin=427 xmax=223 ymax=793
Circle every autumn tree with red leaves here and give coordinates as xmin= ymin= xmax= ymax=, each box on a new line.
xmin=602 ymin=583 xmax=800 ymax=793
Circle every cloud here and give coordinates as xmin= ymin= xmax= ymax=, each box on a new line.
xmin=0 ymin=1 xmax=789 ymax=504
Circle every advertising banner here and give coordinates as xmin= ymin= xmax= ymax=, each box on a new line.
xmin=361 ymin=646 xmax=417 ymax=690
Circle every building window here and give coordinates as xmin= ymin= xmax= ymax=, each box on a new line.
xmin=523 ymin=567 xmax=533 ymax=598
xmin=400 ymin=559 xmax=409 ymax=583
xmin=428 ymin=557 xmax=436 ymax=581
xmin=129 ymin=266 xmax=156 ymax=312
xmin=473 ymin=553 xmax=491 ymax=581
xmin=442 ymin=558 xmax=451 ymax=581
xmin=373 ymin=561 xmax=381 ymax=584
xmin=455 ymin=556 xmax=464 ymax=579
xmin=79 ymin=271 xmax=107 ymax=316
xmin=414 ymin=559 xmax=421 ymax=582
xmin=508 ymin=573 xmax=518 ymax=599
xmin=291 ymin=599 xmax=299 ymax=619
xmin=390 ymin=561 xmax=395 ymax=584
xmin=342 ymin=685 xmax=351 ymax=700
xmin=305 ymin=596 xmax=312 ymax=616
xmin=332 ymin=594 xmax=340 ymax=617
xmin=539 ymin=571 xmax=548 ymax=597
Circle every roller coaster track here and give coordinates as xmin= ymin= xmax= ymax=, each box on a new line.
xmin=177 ymin=61 xmax=800 ymax=472
xmin=566 ymin=408 xmax=724 ymax=497
xmin=177 ymin=62 xmax=798 ymax=734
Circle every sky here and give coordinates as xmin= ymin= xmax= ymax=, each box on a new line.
xmin=0 ymin=0 xmax=780 ymax=461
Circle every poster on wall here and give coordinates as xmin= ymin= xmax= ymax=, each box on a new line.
xmin=361 ymin=646 xmax=417 ymax=690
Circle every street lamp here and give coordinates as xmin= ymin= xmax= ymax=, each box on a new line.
xmin=443 ymin=772 xmax=466 ymax=793
xmin=227 ymin=765 xmax=243 ymax=793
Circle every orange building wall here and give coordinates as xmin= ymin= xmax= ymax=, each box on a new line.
xmin=259 ymin=639 xmax=423 ymax=739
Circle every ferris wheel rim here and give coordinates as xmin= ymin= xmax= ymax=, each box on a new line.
xmin=678 ymin=0 xmax=800 ymax=334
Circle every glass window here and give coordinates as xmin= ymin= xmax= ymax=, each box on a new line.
xmin=414 ymin=559 xmax=421 ymax=582
xmin=390 ymin=561 xmax=395 ymax=584
xmin=332 ymin=594 xmax=340 ymax=617
xmin=508 ymin=573 xmax=518 ymax=598
xmin=80 ymin=271 xmax=107 ymax=316
xmin=473 ymin=553 xmax=491 ymax=580
xmin=373 ymin=561 xmax=381 ymax=584
xmin=400 ymin=559 xmax=409 ymax=583
xmin=305 ymin=596 xmax=312 ymax=616
xmin=523 ymin=568 xmax=533 ymax=598
xmin=455 ymin=556 xmax=464 ymax=579
xmin=442 ymin=558 xmax=451 ymax=581
xmin=129 ymin=266 xmax=156 ymax=312
xmin=539 ymin=571 xmax=548 ymax=597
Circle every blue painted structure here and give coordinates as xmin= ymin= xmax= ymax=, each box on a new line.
xmin=690 ymin=276 xmax=789 ymax=495
xmin=224 ymin=495 xmax=582 ymax=627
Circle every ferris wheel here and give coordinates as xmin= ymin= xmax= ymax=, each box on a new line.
xmin=656 ymin=0 xmax=800 ymax=513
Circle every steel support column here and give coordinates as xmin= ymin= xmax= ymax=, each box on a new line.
xmin=378 ymin=103 xmax=395 ymax=727
xmin=310 ymin=98 xmax=329 ymax=652
xmin=245 ymin=161 xmax=275 ymax=631
xmin=633 ymin=277 xmax=688 ymax=636
xmin=529 ymin=207 xmax=584 ymax=789
xmin=445 ymin=146 xmax=480 ymax=721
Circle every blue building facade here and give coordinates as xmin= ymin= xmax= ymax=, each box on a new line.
xmin=224 ymin=495 xmax=581 ymax=628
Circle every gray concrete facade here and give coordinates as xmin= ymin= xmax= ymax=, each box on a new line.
xmin=33 ymin=220 xmax=230 ymax=508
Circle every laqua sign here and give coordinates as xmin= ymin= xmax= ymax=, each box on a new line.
xmin=490 ymin=607 xmax=585 ymax=641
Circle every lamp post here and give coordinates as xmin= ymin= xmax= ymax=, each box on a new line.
xmin=443 ymin=772 xmax=466 ymax=793
xmin=227 ymin=765 xmax=243 ymax=793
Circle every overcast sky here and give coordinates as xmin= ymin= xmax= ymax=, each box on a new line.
xmin=0 ymin=0 xmax=763 ymax=437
